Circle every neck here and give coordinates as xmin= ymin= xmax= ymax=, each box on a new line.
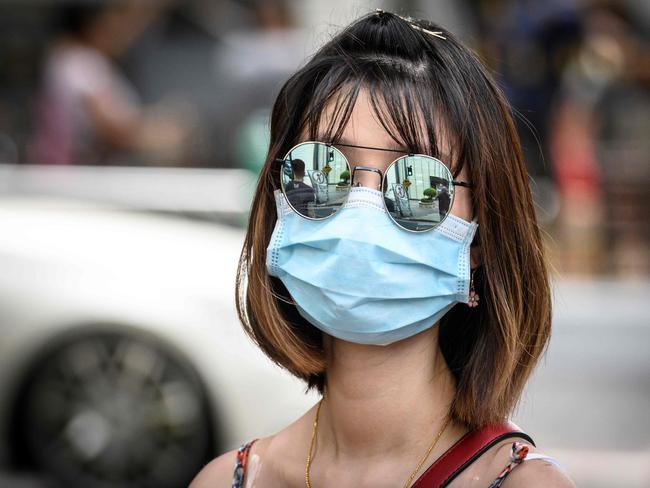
xmin=318 ymin=325 xmax=462 ymax=462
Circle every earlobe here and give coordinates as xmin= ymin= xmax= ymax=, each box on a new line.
xmin=470 ymin=244 xmax=481 ymax=269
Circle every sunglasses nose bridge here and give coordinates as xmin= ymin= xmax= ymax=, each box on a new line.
xmin=351 ymin=165 xmax=385 ymax=191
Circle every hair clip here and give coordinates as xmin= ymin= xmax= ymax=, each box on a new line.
xmin=374 ymin=8 xmax=447 ymax=40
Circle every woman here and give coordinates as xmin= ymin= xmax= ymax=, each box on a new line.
xmin=191 ymin=9 xmax=576 ymax=488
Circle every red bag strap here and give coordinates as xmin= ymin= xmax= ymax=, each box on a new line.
xmin=412 ymin=420 xmax=536 ymax=487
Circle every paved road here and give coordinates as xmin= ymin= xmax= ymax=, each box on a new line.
xmin=512 ymin=279 xmax=650 ymax=488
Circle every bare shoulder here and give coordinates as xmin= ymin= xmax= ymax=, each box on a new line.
xmin=500 ymin=461 xmax=576 ymax=487
xmin=188 ymin=405 xmax=314 ymax=488
xmin=188 ymin=435 xmax=277 ymax=488
xmin=188 ymin=447 xmax=239 ymax=488
xmin=491 ymin=440 xmax=576 ymax=488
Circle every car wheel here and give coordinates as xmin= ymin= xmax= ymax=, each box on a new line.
xmin=13 ymin=329 xmax=215 ymax=488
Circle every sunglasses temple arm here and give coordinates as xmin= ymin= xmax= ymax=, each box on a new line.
xmin=452 ymin=181 xmax=473 ymax=188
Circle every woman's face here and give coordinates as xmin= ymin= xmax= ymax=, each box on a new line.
xmin=306 ymin=87 xmax=474 ymax=222
xmin=301 ymin=87 xmax=480 ymax=268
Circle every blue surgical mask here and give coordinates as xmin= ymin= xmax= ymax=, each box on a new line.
xmin=266 ymin=186 xmax=478 ymax=346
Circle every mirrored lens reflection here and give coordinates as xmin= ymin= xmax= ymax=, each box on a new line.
xmin=281 ymin=142 xmax=351 ymax=218
xmin=382 ymin=155 xmax=454 ymax=232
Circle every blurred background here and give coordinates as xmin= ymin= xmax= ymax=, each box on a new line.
xmin=0 ymin=0 xmax=647 ymax=487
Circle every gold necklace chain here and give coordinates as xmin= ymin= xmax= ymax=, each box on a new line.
xmin=305 ymin=398 xmax=451 ymax=488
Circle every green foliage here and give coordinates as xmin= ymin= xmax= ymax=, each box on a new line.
xmin=420 ymin=187 xmax=437 ymax=203
xmin=423 ymin=187 xmax=437 ymax=198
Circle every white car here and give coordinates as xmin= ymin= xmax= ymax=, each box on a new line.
xmin=0 ymin=167 xmax=319 ymax=488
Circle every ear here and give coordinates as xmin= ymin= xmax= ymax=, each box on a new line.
xmin=470 ymin=235 xmax=481 ymax=269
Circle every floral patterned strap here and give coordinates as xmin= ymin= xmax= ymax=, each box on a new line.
xmin=486 ymin=441 xmax=530 ymax=488
xmin=231 ymin=439 xmax=258 ymax=488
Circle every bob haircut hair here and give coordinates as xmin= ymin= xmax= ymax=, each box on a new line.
xmin=235 ymin=10 xmax=552 ymax=430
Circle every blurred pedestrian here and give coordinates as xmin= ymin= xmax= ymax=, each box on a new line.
xmin=550 ymin=0 xmax=650 ymax=276
xmin=29 ymin=0 xmax=191 ymax=165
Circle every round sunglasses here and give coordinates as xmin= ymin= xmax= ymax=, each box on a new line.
xmin=275 ymin=141 xmax=473 ymax=232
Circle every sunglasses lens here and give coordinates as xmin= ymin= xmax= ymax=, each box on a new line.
xmin=280 ymin=142 xmax=351 ymax=219
xmin=382 ymin=155 xmax=454 ymax=232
